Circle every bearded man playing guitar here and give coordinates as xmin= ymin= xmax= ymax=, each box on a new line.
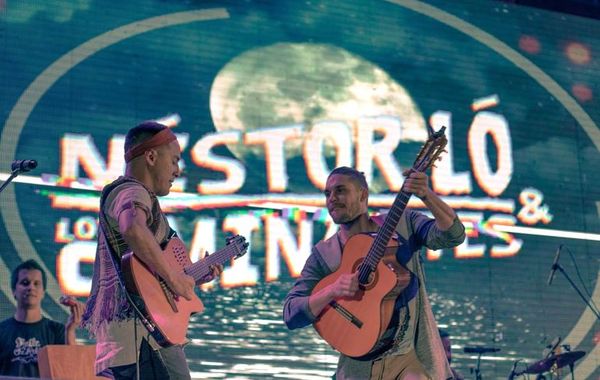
xmin=283 ymin=166 xmax=465 ymax=380
xmin=82 ymin=121 xmax=223 ymax=380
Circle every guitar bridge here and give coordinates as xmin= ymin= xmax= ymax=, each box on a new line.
xmin=330 ymin=301 xmax=363 ymax=328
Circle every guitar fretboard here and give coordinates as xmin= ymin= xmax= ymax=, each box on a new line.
xmin=184 ymin=243 xmax=240 ymax=282
xmin=357 ymin=187 xmax=411 ymax=285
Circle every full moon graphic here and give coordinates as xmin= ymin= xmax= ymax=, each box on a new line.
xmin=209 ymin=42 xmax=428 ymax=191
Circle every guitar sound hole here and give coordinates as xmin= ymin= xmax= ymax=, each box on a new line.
xmin=173 ymin=246 xmax=186 ymax=265
xmin=351 ymin=260 xmax=378 ymax=289
xmin=363 ymin=271 xmax=378 ymax=289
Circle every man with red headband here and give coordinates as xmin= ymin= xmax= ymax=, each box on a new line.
xmin=82 ymin=121 xmax=221 ymax=380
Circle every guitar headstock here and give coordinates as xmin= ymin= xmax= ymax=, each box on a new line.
xmin=412 ymin=126 xmax=447 ymax=172
xmin=226 ymin=234 xmax=249 ymax=259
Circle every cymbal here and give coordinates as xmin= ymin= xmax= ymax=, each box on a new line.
xmin=554 ymin=351 xmax=585 ymax=368
xmin=524 ymin=358 xmax=553 ymax=374
xmin=523 ymin=351 xmax=586 ymax=374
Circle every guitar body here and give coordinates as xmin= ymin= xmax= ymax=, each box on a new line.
xmin=312 ymin=233 xmax=410 ymax=358
xmin=122 ymin=237 xmax=204 ymax=347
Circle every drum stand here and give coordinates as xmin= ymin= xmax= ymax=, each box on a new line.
xmin=472 ymin=352 xmax=483 ymax=380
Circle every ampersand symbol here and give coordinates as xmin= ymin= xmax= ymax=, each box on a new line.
xmin=517 ymin=188 xmax=553 ymax=225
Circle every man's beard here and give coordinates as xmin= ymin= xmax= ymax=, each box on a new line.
xmin=335 ymin=211 xmax=362 ymax=226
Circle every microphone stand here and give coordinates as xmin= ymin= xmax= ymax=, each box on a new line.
xmin=507 ymin=360 xmax=522 ymax=380
xmin=562 ymin=345 xmax=576 ymax=380
xmin=0 ymin=169 xmax=21 ymax=195
xmin=569 ymin=362 xmax=575 ymax=380
xmin=554 ymin=263 xmax=600 ymax=321
xmin=474 ymin=352 xmax=483 ymax=380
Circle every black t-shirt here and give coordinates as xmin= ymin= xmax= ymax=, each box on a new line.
xmin=0 ymin=317 xmax=65 ymax=378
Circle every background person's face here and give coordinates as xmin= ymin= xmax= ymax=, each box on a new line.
xmin=13 ymin=269 xmax=45 ymax=310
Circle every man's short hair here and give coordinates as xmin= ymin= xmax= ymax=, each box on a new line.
xmin=11 ymin=259 xmax=47 ymax=291
xmin=328 ymin=166 xmax=368 ymax=190
xmin=124 ymin=121 xmax=168 ymax=152
xmin=439 ymin=328 xmax=450 ymax=339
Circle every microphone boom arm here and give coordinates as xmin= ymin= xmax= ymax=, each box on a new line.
xmin=553 ymin=262 xmax=600 ymax=321
xmin=0 ymin=171 xmax=19 ymax=195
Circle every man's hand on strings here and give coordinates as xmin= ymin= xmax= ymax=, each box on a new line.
xmin=329 ymin=271 xmax=360 ymax=299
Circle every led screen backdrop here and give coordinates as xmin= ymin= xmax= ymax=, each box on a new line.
xmin=1 ymin=0 xmax=599 ymax=378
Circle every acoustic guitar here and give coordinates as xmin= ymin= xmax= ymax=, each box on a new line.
xmin=312 ymin=127 xmax=448 ymax=358
xmin=121 ymin=234 xmax=248 ymax=347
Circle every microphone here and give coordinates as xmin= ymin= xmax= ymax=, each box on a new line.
xmin=463 ymin=346 xmax=501 ymax=354
xmin=547 ymin=245 xmax=563 ymax=286
xmin=11 ymin=159 xmax=38 ymax=173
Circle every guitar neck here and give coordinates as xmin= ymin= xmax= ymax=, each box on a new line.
xmin=184 ymin=245 xmax=236 ymax=283
xmin=358 ymin=187 xmax=411 ymax=284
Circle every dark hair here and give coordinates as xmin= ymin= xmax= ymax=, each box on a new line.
xmin=439 ymin=328 xmax=450 ymax=339
xmin=11 ymin=259 xmax=47 ymax=291
xmin=124 ymin=121 xmax=168 ymax=152
xmin=328 ymin=166 xmax=368 ymax=190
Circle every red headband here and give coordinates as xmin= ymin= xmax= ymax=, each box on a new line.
xmin=124 ymin=128 xmax=177 ymax=163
